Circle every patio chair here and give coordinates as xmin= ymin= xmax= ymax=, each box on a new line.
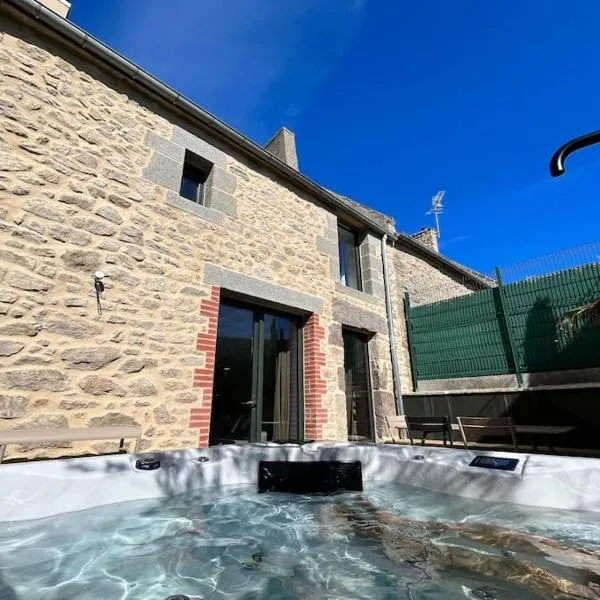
xmin=405 ymin=416 xmax=453 ymax=447
xmin=385 ymin=415 xmax=407 ymax=443
xmin=456 ymin=416 xmax=518 ymax=451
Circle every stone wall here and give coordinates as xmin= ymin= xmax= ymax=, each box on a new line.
xmin=0 ymin=17 xmax=210 ymax=458
xmin=389 ymin=243 xmax=481 ymax=394
xmin=0 ymin=6 xmax=486 ymax=458
xmin=0 ymin=9 xmax=398 ymax=458
xmin=329 ymin=283 xmax=395 ymax=441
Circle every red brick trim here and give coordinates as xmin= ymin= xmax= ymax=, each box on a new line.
xmin=304 ymin=313 xmax=328 ymax=440
xmin=189 ymin=286 xmax=220 ymax=447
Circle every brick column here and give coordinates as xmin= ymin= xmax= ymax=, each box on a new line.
xmin=304 ymin=313 xmax=328 ymax=440
xmin=189 ymin=286 xmax=220 ymax=447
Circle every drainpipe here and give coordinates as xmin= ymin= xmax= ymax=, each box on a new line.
xmin=381 ymin=234 xmax=404 ymax=416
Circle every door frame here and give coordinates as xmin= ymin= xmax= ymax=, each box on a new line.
xmin=250 ymin=313 xmax=263 ymax=443
xmin=215 ymin=296 xmax=304 ymax=443
xmin=364 ymin=337 xmax=376 ymax=442
xmin=342 ymin=327 xmax=376 ymax=442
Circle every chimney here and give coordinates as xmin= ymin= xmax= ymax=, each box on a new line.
xmin=411 ymin=228 xmax=439 ymax=253
xmin=38 ymin=0 xmax=71 ymax=18
xmin=265 ymin=127 xmax=298 ymax=170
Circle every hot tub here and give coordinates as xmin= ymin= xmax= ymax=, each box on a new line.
xmin=1 ymin=444 xmax=600 ymax=599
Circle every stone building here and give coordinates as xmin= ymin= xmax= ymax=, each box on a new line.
xmin=0 ymin=0 xmax=487 ymax=459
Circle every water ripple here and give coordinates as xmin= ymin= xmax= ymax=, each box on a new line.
xmin=2 ymin=484 xmax=600 ymax=599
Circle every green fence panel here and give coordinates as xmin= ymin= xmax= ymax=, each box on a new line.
xmin=504 ymin=263 xmax=600 ymax=373
xmin=408 ymin=263 xmax=600 ymax=381
xmin=408 ymin=288 xmax=512 ymax=380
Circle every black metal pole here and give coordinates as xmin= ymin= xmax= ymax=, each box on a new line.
xmin=494 ymin=267 xmax=523 ymax=388
xmin=403 ymin=292 xmax=419 ymax=392
xmin=549 ymin=129 xmax=600 ymax=177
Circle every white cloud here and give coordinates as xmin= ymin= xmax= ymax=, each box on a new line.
xmin=440 ymin=234 xmax=473 ymax=250
xmin=104 ymin=0 xmax=368 ymax=139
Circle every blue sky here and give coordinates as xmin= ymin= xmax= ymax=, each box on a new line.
xmin=70 ymin=0 xmax=600 ymax=275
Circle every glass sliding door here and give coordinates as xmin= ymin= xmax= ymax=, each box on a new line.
xmin=210 ymin=300 xmax=301 ymax=445
xmin=261 ymin=314 xmax=299 ymax=442
xmin=343 ymin=329 xmax=375 ymax=442
xmin=210 ymin=303 xmax=255 ymax=445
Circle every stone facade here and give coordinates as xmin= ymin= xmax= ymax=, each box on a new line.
xmin=0 ymin=4 xmax=484 ymax=458
xmin=389 ymin=242 xmax=484 ymax=393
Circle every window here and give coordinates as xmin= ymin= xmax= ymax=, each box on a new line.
xmin=338 ymin=225 xmax=361 ymax=290
xmin=179 ymin=152 xmax=211 ymax=204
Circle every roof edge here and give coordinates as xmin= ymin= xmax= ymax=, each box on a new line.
xmin=5 ymin=0 xmax=393 ymax=238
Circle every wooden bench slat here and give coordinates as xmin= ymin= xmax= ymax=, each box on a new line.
xmin=386 ymin=416 xmax=407 ymax=429
xmin=0 ymin=426 xmax=141 ymax=461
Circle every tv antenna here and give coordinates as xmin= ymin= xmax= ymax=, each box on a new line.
xmin=426 ymin=190 xmax=445 ymax=239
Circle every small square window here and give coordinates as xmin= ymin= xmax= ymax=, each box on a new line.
xmin=180 ymin=152 xmax=211 ymax=205
xmin=338 ymin=225 xmax=362 ymax=291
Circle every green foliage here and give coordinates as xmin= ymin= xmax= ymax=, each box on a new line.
xmin=557 ymin=298 xmax=600 ymax=338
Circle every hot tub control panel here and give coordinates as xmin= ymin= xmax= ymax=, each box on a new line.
xmin=135 ymin=457 xmax=161 ymax=471
xmin=469 ymin=455 xmax=519 ymax=471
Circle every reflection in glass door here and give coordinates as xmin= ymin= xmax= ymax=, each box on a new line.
xmin=343 ymin=329 xmax=375 ymax=442
xmin=210 ymin=300 xmax=300 ymax=445
xmin=260 ymin=314 xmax=299 ymax=442
xmin=209 ymin=303 xmax=254 ymax=444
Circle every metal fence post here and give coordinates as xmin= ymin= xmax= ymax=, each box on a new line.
xmin=494 ymin=267 xmax=523 ymax=388
xmin=403 ymin=292 xmax=419 ymax=392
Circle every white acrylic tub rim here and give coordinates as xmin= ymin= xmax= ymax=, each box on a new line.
xmin=1 ymin=443 xmax=600 ymax=522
